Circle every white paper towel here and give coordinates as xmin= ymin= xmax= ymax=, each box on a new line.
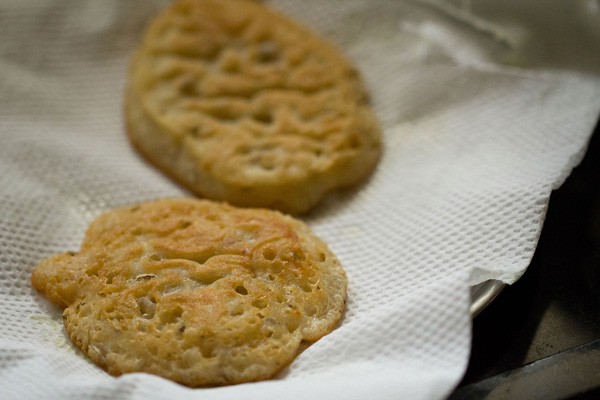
xmin=1 ymin=1 xmax=599 ymax=399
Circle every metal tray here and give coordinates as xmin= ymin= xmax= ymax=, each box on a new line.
xmin=470 ymin=280 xmax=505 ymax=317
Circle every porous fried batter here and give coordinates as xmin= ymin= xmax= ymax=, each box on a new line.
xmin=32 ymin=198 xmax=347 ymax=386
xmin=125 ymin=0 xmax=382 ymax=214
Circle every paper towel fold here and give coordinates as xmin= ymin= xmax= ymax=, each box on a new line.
xmin=1 ymin=1 xmax=599 ymax=399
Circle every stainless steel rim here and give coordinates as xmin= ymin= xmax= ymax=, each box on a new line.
xmin=470 ymin=280 xmax=505 ymax=317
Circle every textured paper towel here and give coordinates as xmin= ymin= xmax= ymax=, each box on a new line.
xmin=1 ymin=0 xmax=599 ymax=399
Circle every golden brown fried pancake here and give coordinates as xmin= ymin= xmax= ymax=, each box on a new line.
xmin=31 ymin=198 xmax=347 ymax=386
xmin=125 ymin=0 xmax=382 ymax=214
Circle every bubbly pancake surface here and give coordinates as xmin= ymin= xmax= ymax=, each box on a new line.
xmin=126 ymin=0 xmax=382 ymax=214
xmin=31 ymin=198 xmax=347 ymax=386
